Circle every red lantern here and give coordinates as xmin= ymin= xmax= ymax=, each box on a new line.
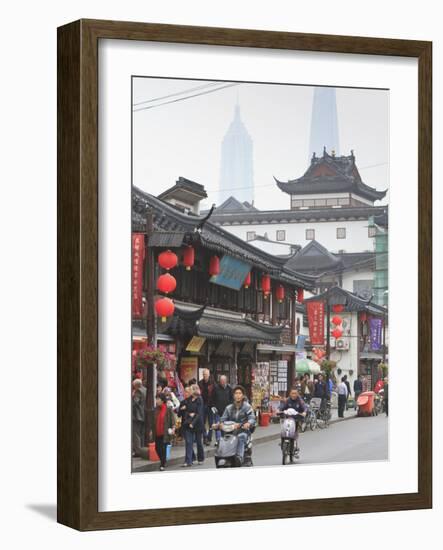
xmin=155 ymin=297 xmax=175 ymax=322
xmin=261 ymin=274 xmax=271 ymax=298
xmin=332 ymin=304 xmax=344 ymax=313
xmin=158 ymin=249 xmax=178 ymax=271
xmin=183 ymin=245 xmax=195 ymax=271
xmin=209 ymin=255 xmax=220 ymax=276
xmin=360 ymin=311 xmax=368 ymax=322
xmin=332 ymin=315 xmax=342 ymax=326
xmin=296 ymin=288 xmax=304 ymax=303
xmin=276 ymin=284 xmax=285 ymax=303
xmin=331 ymin=327 xmax=343 ymax=339
xmin=156 ymin=273 xmax=176 ymax=295
xmin=243 ymin=272 xmax=251 ymax=289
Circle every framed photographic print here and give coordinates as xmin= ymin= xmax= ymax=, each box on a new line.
xmin=57 ymin=19 xmax=432 ymax=530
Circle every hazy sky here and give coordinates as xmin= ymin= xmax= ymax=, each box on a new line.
xmin=132 ymin=78 xmax=389 ymax=211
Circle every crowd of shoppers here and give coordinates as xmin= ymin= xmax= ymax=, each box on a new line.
xmin=132 ymin=365 xmax=388 ymax=470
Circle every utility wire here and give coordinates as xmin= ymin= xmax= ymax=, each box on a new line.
xmin=133 ymin=81 xmax=221 ymax=107
xmin=133 ymin=83 xmax=240 ymax=112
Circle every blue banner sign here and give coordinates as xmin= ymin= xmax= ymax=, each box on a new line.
xmin=210 ymin=255 xmax=251 ymax=291
xmin=369 ymin=317 xmax=383 ymax=351
xmin=296 ymin=335 xmax=307 ymax=350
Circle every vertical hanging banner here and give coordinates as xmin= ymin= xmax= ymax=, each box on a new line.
xmin=369 ymin=317 xmax=383 ymax=350
xmin=132 ymin=233 xmax=145 ymax=318
xmin=306 ymin=300 xmax=325 ymax=345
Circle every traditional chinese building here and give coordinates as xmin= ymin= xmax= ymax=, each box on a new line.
xmin=211 ymin=149 xmax=388 ymax=254
xmin=303 ymin=286 xmax=388 ymax=391
xmin=132 ymin=184 xmax=316 ymax=402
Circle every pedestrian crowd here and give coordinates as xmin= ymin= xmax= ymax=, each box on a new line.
xmin=132 ymin=366 xmax=388 ymax=471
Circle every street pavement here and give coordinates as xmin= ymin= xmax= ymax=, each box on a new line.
xmin=166 ymin=414 xmax=388 ymax=470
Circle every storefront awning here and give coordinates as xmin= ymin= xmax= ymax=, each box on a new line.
xmin=360 ymin=351 xmax=384 ymax=359
xmin=256 ymin=344 xmax=297 ymax=354
xmin=168 ymin=303 xmax=283 ymax=344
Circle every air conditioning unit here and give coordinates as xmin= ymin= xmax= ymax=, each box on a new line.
xmin=336 ymin=338 xmax=349 ymax=350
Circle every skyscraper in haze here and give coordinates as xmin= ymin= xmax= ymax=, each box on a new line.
xmin=218 ymin=104 xmax=254 ymax=206
xmin=309 ymin=87 xmax=340 ymax=158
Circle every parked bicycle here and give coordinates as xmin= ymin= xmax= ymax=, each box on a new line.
xmin=315 ymin=399 xmax=332 ymax=429
xmin=374 ymin=390 xmax=384 ymax=415
xmin=300 ymin=402 xmax=318 ymax=432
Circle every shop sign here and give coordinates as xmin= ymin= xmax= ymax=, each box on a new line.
xmin=179 ymin=356 xmax=198 ymax=383
xmin=296 ymin=334 xmax=307 ymax=350
xmin=210 ymin=255 xmax=251 ymax=290
xmin=306 ymin=300 xmax=325 ymax=345
xmin=132 ymin=233 xmax=145 ymax=318
xmin=369 ymin=317 xmax=383 ymax=351
xmin=186 ymin=336 xmax=206 ymax=353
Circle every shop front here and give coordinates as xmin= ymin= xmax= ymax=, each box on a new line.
xmin=167 ymin=302 xmax=284 ymax=400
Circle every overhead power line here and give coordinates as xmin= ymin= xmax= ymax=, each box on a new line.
xmin=133 ymin=83 xmax=240 ymax=112
xmin=133 ymin=81 xmax=221 ymax=107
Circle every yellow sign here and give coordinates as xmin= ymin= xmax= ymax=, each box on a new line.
xmin=186 ymin=336 xmax=206 ymax=353
xmin=179 ymin=356 xmax=198 ymax=382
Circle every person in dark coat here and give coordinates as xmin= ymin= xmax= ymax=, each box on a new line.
xmin=151 ymin=393 xmax=175 ymax=471
xmin=210 ymin=375 xmax=233 ymax=444
xmin=383 ymin=377 xmax=389 ymax=416
xmin=132 ymin=378 xmax=146 ymax=457
xmin=342 ymin=374 xmax=352 ymax=410
xmin=198 ymin=368 xmax=214 ymax=445
xmin=353 ymin=374 xmax=364 ymax=410
xmin=181 ymin=384 xmax=205 ymax=467
xmin=314 ymin=373 xmax=327 ymax=398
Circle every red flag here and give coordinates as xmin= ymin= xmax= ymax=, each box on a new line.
xmin=132 ymin=233 xmax=145 ymax=318
xmin=306 ymin=301 xmax=325 ymax=345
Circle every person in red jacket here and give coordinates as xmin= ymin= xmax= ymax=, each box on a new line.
xmin=374 ymin=378 xmax=384 ymax=394
xmin=151 ymin=393 xmax=175 ymax=471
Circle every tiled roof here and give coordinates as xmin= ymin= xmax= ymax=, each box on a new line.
xmin=275 ymin=151 xmax=387 ymax=202
xmin=304 ymin=285 xmax=387 ymax=315
xmin=157 ymin=176 xmax=208 ymax=201
xmin=210 ymin=205 xmax=388 ymax=225
xmin=285 ymin=240 xmax=342 ymax=273
xmin=132 ymin=186 xmax=316 ymax=289
xmin=168 ymin=303 xmax=283 ymax=344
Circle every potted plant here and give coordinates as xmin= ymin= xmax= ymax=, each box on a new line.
xmin=379 ymin=362 xmax=388 ymax=378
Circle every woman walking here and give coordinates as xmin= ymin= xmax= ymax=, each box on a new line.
xmin=152 ymin=393 xmax=175 ymax=471
xmin=181 ymin=384 xmax=205 ymax=467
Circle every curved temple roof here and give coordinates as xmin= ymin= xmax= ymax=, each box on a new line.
xmin=275 ymin=150 xmax=387 ymax=203
xmin=304 ymin=285 xmax=387 ymax=315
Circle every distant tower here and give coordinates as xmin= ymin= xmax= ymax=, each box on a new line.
xmin=218 ymin=103 xmax=254 ymax=205
xmin=309 ymin=87 xmax=340 ymax=159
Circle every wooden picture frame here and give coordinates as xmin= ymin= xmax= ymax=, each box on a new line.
xmin=57 ymin=19 xmax=432 ymax=530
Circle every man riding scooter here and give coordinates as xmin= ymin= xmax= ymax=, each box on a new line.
xmin=213 ymin=385 xmax=256 ymax=467
xmin=280 ymin=387 xmax=307 ymax=459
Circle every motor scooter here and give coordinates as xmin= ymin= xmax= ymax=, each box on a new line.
xmin=214 ymin=420 xmax=253 ymax=468
xmin=279 ymin=408 xmax=304 ymax=465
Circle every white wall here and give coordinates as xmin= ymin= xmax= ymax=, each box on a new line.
xmin=248 ymin=239 xmax=292 ymax=255
xmin=341 ymin=269 xmax=374 ymax=292
xmin=2 ymin=1 xmax=441 ymax=548
xmin=224 ymin=218 xmax=375 ymax=252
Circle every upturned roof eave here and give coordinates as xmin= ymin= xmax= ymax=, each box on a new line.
xmin=133 ymin=187 xmax=316 ymax=290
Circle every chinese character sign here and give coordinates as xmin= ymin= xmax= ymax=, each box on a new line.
xmin=369 ymin=317 xmax=383 ymax=351
xmin=210 ymin=255 xmax=251 ymax=290
xmin=132 ymin=233 xmax=145 ymax=318
xmin=306 ymin=301 xmax=325 ymax=345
